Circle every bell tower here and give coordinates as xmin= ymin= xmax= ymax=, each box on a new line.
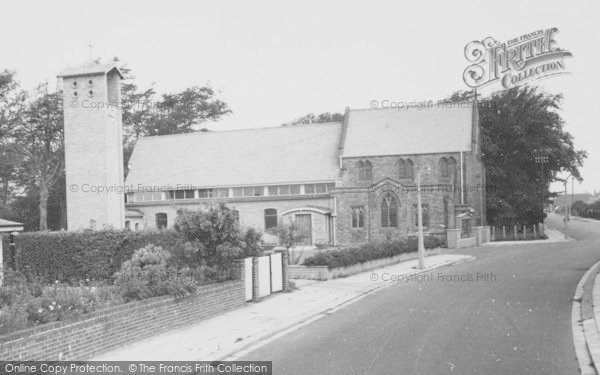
xmin=58 ymin=60 xmax=125 ymax=230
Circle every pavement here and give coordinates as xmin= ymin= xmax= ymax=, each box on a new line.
xmin=238 ymin=214 xmax=600 ymax=374
xmin=92 ymin=253 xmax=473 ymax=361
xmin=574 ymin=222 xmax=600 ymax=375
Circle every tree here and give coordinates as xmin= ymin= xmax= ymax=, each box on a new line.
xmin=119 ymin=66 xmax=231 ymax=177
xmin=12 ymin=84 xmax=64 ymax=230
xmin=173 ymin=204 xmax=260 ymax=279
xmin=0 ymin=70 xmax=26 ymax=208
xmin=284 ymin=112 xmax=343 ymax=125
xmin=448 ymin=87 xmax=587 ymax=224
xmin=120 ymin=66 xmax=156 ymax=177
xmin=147 ymin=86 xmax=231 ymax=136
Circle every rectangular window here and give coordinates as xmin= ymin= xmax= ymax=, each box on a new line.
xmin=218 ymin=188 xmax=229 ymax=198
xmin=304 ymin=184 xmax=315 ymax=194
xmin=155 ymin=213 xmax=168 ymax=229
xmin=315 ymin=183 xmax=327 ymax=194
xmin=253 ymin=186 xmax=265 ymax=196
xmin=325 ymin=183 xmax=335 ymax=192
xmin=268 ymin=186 xmax=279 ymax=196
xmin=126 ymin=193 xmax=136 ymax=203
xmin=184 ymin=189 xmax=195 ymax=199
xmin=279 ymin=185 xmax=290 ymax=195
xmin=143 ymin=192 xmax=153 ymax=201
xmin=264 ymin=208 xmax=278 ymax=230
xmin=169 ymin=190 xmax=185 ymax=200
xmin=152 ymin=191 xmax=163 ymax=201
xmin=351 ymin=206 xmax=364 ymax=228
xmin=232 ymin=187 xmax=243 ymax=197
xmin=290 ymin=185 xmax=301 ymax=195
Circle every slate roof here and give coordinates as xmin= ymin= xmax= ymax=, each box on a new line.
xmin=57 ymin=60 xmax=124 ymax=79
xmin=125 ymin=123 xmax=342 ymax=190
xmin=341 ymin=103 xmax=474 ymax=157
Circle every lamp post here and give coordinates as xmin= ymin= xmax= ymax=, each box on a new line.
xmin=417 ymin=165 xmax=432 ymax=269
xmin=533 ymin=149 xmax=549 ymax=221
xmin=557 ymin=175 xmax=571 ymax=240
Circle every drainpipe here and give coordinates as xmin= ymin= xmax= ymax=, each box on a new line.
xmin=460 ymin=152 xmax=465 ymax=204
xmin=332 ymin=195 xmax=337 ymax=246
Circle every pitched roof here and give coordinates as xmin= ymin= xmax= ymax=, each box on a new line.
xmin=57 ymin=60 xmax=124 ymax=79
xmin=341 ymin=103 xmax=474 ymax=157
xmin=125 ymin=123 xmax=341 ymax=189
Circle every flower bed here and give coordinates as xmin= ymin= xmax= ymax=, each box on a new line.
xmin=290 ymin=248 xmax=441 ymax=280
xmin=302 ymin=236 xmax=442 ymax=268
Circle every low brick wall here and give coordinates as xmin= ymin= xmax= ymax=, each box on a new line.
xmin=290 ymin=249 xmax=441 ymax=281
xmin=289 ymin=265 xmax=329 ymax=280
xmin=457 ymin=237 xmax=477 ymax=248
xmin=0 ymin=280 xmax=245 ymax=361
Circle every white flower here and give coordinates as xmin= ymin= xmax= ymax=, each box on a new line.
xmin=38 ymin=309 xmax=43 ymax=313
xmin=48 ymin=305 xmax=54 ymax=311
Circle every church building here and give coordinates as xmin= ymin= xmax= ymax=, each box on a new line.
xmin=60 ymin=61 xmax=486 ymax=246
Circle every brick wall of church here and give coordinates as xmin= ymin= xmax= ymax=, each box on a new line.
xmin=334 ymin=152 xmax=484 ymax=245
xmin=127 ymin=196 xmax=333 ymax=235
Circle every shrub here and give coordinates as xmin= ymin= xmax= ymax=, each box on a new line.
xmin=173 ymin=205 xmax=251 ymax=277
xmin=114 ymin=244 xmax=197 ymax=302
xmin=302 ymin=236 xmax=442 ymax=269
xmin=3 ymin=229 xmax=181 ymax=284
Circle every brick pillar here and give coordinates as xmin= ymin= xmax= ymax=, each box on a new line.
xmin=232 ymin=259 xmax=245 ymax=281
xmin=446 ymin=229 xmax=460 ymax=249
xmin=483 ymin=226 xmax=491 ymax=243
xmin=252 ymin=257 xmax=260 ymax=301
xmin=276 ymin=249 xmax=290 ymax=291
xmin=473 ymin=226 xmax=483 ymax=245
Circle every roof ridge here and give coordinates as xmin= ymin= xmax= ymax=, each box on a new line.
xmin=348 ymin=101 xmax=474 ymax=112
xmin=139 ymin=122 xmax=342 ymax=142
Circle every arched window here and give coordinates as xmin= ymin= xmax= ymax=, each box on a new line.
xmin=398 ymin=159 xmax=406 ymax=179
xmin=381 ymin=194 xmax=398 ymax=227
xmin=447 ymin=157 xmax=457 ymax=179
xmin=358 ymin=160 xmax=373 ymax=181
xmin=406 ymin=159 xmax=414 ymax=180
xmin=357 ymin=160 xmax=365 ymax=180
xmin=264 ymin=208 xmax=278 ymax=230
xmin=364 ymin=161 xmax=372 ymax=181
xmin=155 ymin=213 xmax=168 ymax=230
xmin=443 ymin=196 xmax=449 ymax=229
xmin=439 ymin=157 xmax=449 ymax=178
xmin=351 ymin=206 xmax=364 ymax=228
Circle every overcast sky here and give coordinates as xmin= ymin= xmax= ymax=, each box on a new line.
xmin=1 ymin=0 xmax=598 ymax=194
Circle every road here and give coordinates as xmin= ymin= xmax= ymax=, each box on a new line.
xmin=240 ymin=214 xmax=600 ymax=374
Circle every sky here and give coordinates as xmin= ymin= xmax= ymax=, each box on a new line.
xmin=1 ymin=0 xmax=598 ymax=194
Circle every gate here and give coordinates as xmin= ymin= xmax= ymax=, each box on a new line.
xmin=270 ymin=252 xmax=283 ymax=293
xmin=244 ymin=257 xmax=253 ymax=301
xmin=243 ymin=252 xmax=284 ymax=301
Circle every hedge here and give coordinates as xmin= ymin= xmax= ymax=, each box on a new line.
xmin=302 ymin=236 xmax=442 ymax=269
xmin=2 ymin=230 xmax=181 ymax=283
